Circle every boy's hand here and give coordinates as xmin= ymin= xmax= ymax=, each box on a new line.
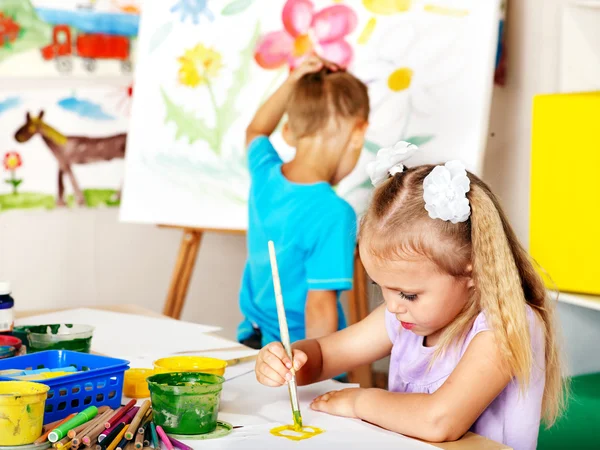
xmin=289 ymin=54 xmax=339 ymax=82
xmin=255 ymin=342 xmax=308 ymax=387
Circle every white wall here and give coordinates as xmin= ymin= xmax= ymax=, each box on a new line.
xmin=1 ymin=0 xmax=599 ymax=376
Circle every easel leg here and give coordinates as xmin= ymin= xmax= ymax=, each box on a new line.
xmin=347 ymin=249 xmax=373 ymax=388
xmin=163 ymin=230 xmax=203 ymax=319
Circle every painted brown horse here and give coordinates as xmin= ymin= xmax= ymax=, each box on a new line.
xmin=14 ymin=111 xmax=127 ymax=206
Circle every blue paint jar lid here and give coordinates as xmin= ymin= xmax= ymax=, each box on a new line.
xmin=0 ymin=282 xmax=14 ymax=310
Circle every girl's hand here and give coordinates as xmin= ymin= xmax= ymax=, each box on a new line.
xmin=310 ymin=388 xmax=364 ymax=418
xmin=289 ymin=54 xmax=339 ymax=82
xmin=255 ymin=342 xmax=308 ymax=387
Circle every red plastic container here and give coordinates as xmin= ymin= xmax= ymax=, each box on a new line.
xmin=0 ymin=335 xmax=22 ymax=359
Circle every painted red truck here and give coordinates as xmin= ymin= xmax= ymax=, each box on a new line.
xmin=41 ymin=25 xmax=132 ymax=73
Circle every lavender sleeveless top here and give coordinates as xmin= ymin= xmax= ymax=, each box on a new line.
xmin=385 ymin=306 xmax=546 ymax=450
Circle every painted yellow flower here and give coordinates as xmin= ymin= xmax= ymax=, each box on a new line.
xmin=363 ymin=0 xmax=412 ymax=14
xmin=177 ymin=44 xmax=222 ymax=87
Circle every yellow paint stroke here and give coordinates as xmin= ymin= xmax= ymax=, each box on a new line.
xmin=270 ymin=424 xmax=325 ymax=441
xmin=358 ymin=17 xmax=377 ymax=45
xmin=363 ymin=0 xmax=412 ymax=15
xmin=424 ymin=4 xmax=470 ymax=17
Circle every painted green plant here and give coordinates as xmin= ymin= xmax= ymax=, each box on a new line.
xmin=161 ymin=23 xmax=260 ymax=155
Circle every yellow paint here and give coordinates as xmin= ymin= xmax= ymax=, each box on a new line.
xmin=530 ymin=92 xmax=600 ymax=295
xmin=358 ymin=17 xmax=377 ymax=45
xmin=154 ymin=356 xmax=227 ymax=376
xmin=177 ymin=44 xmax=222 ymax=87
xmin=270 ymin=424 xmax=324 ymax=441
xmin=362 ymin=0 xmax=411 ymax=15
xmin=0 ymin=381 xmax=49 ymax=446
xmin=293 ymin=34 xmax=313 ymax=57
xmin=387 ymin=67 xmax=413 ymax=91
xmin=39 ymin=122 xmax=68 ymax=146
xmin=424 ymin=4 xmax=469 ymax=17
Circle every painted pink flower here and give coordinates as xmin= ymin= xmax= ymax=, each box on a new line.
xmin=254 ymin=0 xmax=358 ymax=70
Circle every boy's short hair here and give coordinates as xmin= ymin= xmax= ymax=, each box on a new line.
xmin=287 ymin=68 xmax=370 ymax=138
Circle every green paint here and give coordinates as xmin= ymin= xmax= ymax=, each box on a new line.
xmin=221 ymin=0 xmax=254 ymax=15
xmin=293 ymin=410 xmax=303 ymax=431
xmin=0 ymin=192 xmax=55 ymax=212
xmin=0 ymin=189 xmax=120 ymax=213
xmin=18 ymin=324 xmax=93 ymax=353
xmin=147 ymin=372 xmax=224 ymax=435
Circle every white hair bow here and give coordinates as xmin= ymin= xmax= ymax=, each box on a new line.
xmin=423 ymin=160 xmax=471 ymax=223
xmin=366 ymin=141 xmax=419 ymax=186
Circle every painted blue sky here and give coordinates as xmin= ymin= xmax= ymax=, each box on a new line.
xmin=0 ymin=97 xmax=22 ymax=116
xmin=58 ymin=96 xmax=115 ymax=120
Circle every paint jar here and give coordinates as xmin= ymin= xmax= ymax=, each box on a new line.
xmin=25 ymin=324 xmax=94 ymax=353
xmin=0 ymin=381 xmax=50 ymax=445
xmin=153 ymin=356 xmax=227 ymax=376
xmin=0 ymin=282 xmax=15 ymax=334
xmin=147 ymin=372 xmax=225 ymax=435
xmin=0 ymin=335 xmax=22 ymax=360
xmin=123 ymin=368 xmax=155 ymax=398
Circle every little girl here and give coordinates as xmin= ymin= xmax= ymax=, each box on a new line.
xmin=255 ymin=142 xmax=565 ymax=450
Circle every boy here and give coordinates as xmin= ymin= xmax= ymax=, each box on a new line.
xmin=238 ymin=55 xmax=370 ymax=348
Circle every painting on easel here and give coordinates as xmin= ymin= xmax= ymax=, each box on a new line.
xmin=0 ymin=0 xmax=140 ymax=77
xmin=0 ymin=86 xmax=131 ymax=212
xmin=120 ymin=0 xmax=500 ymax=230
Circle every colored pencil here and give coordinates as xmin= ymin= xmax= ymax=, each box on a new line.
xmin=155 ymin=426 xmax=173 ymax=450
xmin=50 ymin=407 xmax=99 ymax=443
xmin=106 ymin=427 xmax=128 ymax=450
xmin=105 ymin=400 xmax=135 ymax=429
xmin=143 ymin=427 xmax=151 ymax=447
xmin=137 ymin=411 xmax=152 ymax=435
xmin=268 ymin=240 xmax=303 ymax=430
xmin=54 ymin=436 xmax=70 ymax=449
xmin=74 ymin=411 xmax=112 ymax=445
xmin=125 ymin=401 xmax=150 ymax=440
xmin=134 ymin=430 xmax=144 ymax=450
xmin=82 ymin=410 xmax=115 ymax=445
xmin=101 ymin=408 xmax=139 ymax=441
xmin=99 ymin=423 xmax=125 ymax=450
xmin=35 ymin=414 xmax=77 ymax=444
xmin=168 ymin=436 xmax=193 ymax=450
xmin=115 ymin=436 xmax=129 ymax=450
xmin=149 ymin=423 xmax=159 ymax=450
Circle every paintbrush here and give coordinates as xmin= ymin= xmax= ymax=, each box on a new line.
xmin=268 ymin=240 xmax=303 ymax=431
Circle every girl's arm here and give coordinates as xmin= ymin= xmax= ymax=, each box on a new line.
xmin=255 ymin=305 xmax=392 ymax=387
xmin=312 ymin=331 xmax=512 ymax=443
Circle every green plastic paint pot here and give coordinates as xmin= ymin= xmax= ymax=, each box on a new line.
xmin=20 ymin=324 xmax=94 ymax=353
xmin=147 ymin=372 xmax=225 ymax=435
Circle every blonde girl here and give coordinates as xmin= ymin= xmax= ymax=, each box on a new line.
xmin=255 ymin=142 xmax=564 ymax=450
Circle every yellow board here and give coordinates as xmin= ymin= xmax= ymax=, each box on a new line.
xmin=530 ymin=92 xmax=600 ymax=295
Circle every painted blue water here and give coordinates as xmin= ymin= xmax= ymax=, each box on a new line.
xmin=35 ymin=7 xmax=139 ymax=36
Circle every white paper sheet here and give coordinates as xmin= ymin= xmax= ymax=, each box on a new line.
xmin=15 ymin=308 xmax=237 ymax=357
xmin=176 ymin=377 xmax=437 ymax=449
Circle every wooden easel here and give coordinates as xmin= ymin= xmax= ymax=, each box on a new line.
xmin=161 ymin=226 xmax=373 ymax=387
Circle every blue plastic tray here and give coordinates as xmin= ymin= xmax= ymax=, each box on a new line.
xmin=0 ymin=350 xmax=129 ymax=424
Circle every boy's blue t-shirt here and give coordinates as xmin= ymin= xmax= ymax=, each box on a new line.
xmin=238 ymin=136 xmax=357 ymax=347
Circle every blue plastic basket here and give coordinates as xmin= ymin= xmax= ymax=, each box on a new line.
xmin=0 ymin=350 xmax=129 ymax=424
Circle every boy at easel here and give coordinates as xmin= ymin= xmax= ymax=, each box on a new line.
xmin=237 ymin=55 xmax=370 ymax=350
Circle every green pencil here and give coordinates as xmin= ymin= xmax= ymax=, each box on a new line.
xmin=49 ymin=406 xmax=99 ymax=443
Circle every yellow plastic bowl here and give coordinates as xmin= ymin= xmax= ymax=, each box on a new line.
xmin=0 ymin=381 xmax=50 ymax=445
xmin=153 ymin=356 xmax=227 ymax=376
xmin=124 ymin=368 xmax=155 ymax=399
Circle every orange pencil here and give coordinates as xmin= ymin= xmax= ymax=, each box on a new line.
xmin=35 ymin=414 xmax=77 ymax=444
